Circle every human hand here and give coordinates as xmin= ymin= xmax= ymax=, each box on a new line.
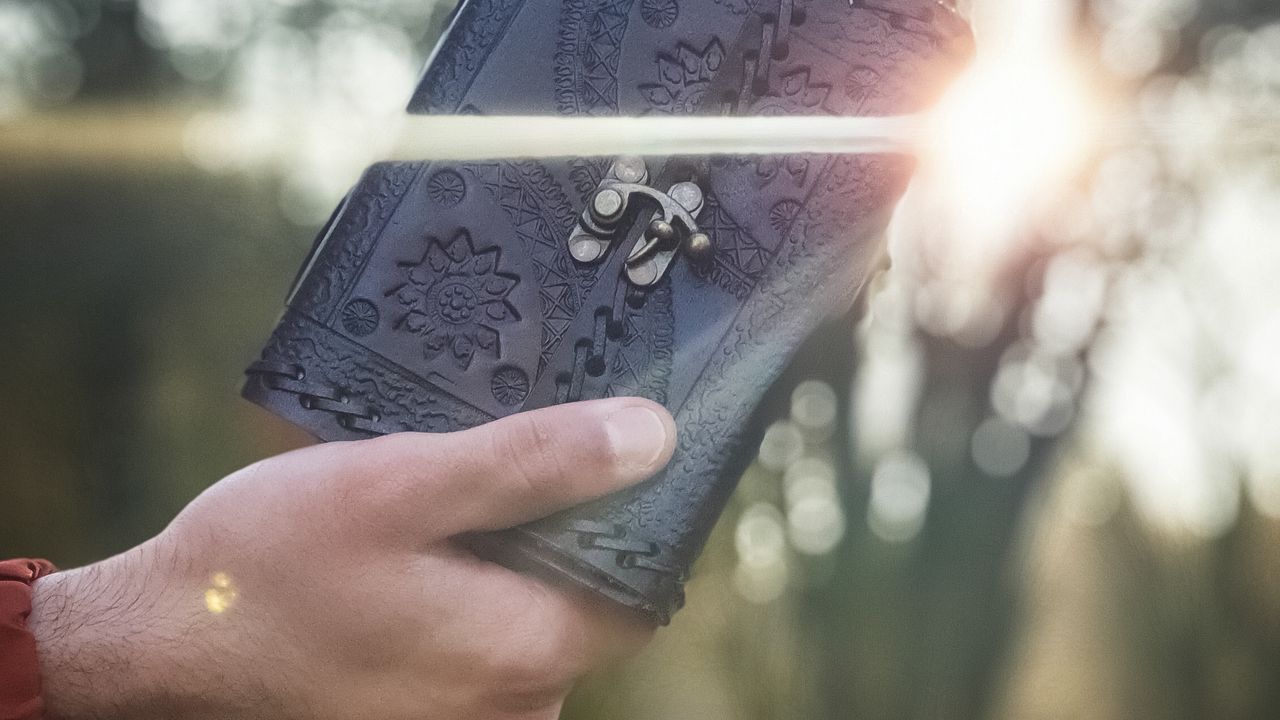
xmin=28 ymin=398 xmax=676 ymax=720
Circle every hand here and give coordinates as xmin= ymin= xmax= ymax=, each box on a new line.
xmin=28 ymin=398 xmax=676 ymax=720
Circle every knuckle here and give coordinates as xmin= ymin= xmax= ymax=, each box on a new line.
xmin=489 ymin=629 xmax=564 ymax=688
xmin=489 ymin=586 xmax=581 ymax=685
xmin=530 ymin=617 xmax=579 ymax=673
xmin=334 ymin=435 xmax=425 ymax=512
xmin=339 ymin=436 xmax=401 ymax=496
xmin=495 ymin=414 xmax=569 ymax=497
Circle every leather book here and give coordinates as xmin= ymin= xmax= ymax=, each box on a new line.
xmin=243 ymin=0 xmax=971 ymax=624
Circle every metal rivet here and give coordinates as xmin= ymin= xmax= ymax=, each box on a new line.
xmin=571 ymin=238 xmax=604 ymax=262
xmin=628 ymin=261 xmax=660 ymax=286
xmin=612 ymin=155 xmax=647 ymax=184
xmin=668 ymin=182 xmax=704 ymax=212
xmin=591 ymin=188 xmax=625 ymax=221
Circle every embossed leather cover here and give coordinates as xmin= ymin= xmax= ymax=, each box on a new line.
xmin=243 ymin=0 xmax=971 ymax=624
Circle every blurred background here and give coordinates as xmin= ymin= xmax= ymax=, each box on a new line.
xmin=2 ymin=0 xmax=1279 ymax=718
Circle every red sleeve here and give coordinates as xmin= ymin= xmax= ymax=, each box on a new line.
xmin=0 ymin=559 xmax=58 ymax=720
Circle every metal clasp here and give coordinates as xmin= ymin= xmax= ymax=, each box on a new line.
xmin=568 ymin=156 xmax=712 ymax=287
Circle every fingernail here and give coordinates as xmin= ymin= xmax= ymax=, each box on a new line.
xmin=604 ymin=404 xmax=672 ymax=473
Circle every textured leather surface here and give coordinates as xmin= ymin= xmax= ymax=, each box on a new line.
xmin=243 ymin=0 xmax=971 ymax=624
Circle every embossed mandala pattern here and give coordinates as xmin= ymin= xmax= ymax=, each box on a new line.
xmin=638 ymin=39 xmax=724 ymax=115
xmin=471 ymin=161 xmax=591 ymax=374
xmin=692 ymin=194 xmax=776 ymax=299
xmin=388 ymin=229 xmax=521 ymax=370
xmin=755 ymin=154 xmax=812 ymax=189
xmin=556 ymin=0 xmax=636 ymax=116
xmin=749 ymin=68 xmax=832 ymax=116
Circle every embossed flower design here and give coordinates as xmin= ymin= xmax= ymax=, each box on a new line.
xmin=769 ymin=198 xmax=803 ymax=234
xmin=755 ymin=154 xmax=811 ymax=188
xmin=751 ymin=68 xmax=832 ymax=116
xmin=341 ymin=298 xmax=381 ymax=337
xmin=391 ymin=229 xmax=520 ymax=370
xmin=842 ymin=64 xmax=882 ymax=108
xmin=640 ymin=0 xmax=679 ymax=29
xmin=638 ymin=39 xmax=724 ymax=115
xmin=490 ymin=366 xmax=530 ymax=407
xmin=426 ymin=169 xmax=466 ymax=206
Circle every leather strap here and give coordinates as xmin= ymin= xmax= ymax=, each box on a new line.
xmin=0 ymin=559 xmax=58 ymax=720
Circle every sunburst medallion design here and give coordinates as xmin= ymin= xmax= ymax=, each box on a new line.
xmin=389 ymin=229 xmax=521 ymax=370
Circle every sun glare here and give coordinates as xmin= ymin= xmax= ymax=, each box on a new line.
xmin=924 ymin=56 xmax=1096 ymax=249
xmin=915 ymin=0 xmax=1100 ymax=263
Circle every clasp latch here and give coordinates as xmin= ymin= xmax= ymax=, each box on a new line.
xmin=568 ymin=156 xmax=711 ymax=287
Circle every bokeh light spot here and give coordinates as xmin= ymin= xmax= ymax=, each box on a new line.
xmin=204 ymin=572 xmax=238 ymax=615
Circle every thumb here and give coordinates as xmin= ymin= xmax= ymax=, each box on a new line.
xmin=336 ymin=398 xmax=676 ymax=538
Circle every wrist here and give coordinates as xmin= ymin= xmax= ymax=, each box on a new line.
xmin=28 ymin=541 xmax=209 ymax=720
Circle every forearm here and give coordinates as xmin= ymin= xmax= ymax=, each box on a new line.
xmin=28 ymin=540 xmax=232 ymax=720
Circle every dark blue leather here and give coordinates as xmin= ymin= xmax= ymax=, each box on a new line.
xmin=244 ymin=0 xmax=971 ymax=623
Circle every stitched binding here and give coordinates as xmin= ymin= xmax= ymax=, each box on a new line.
xmin=568 ymin=521 xmax=683 ymax=577
xmin=553 ymin=0 xmax=808 ymax=582
xmin=245 ymin=361 xmax=399 ymax=435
